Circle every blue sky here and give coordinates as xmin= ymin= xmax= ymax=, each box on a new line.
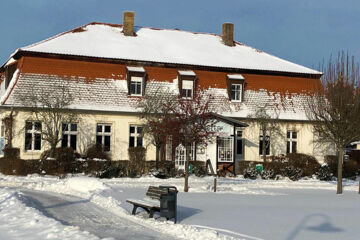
xmin=1 ymin=0 xmax=359 ymax=69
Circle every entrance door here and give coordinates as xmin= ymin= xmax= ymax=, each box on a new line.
xmin=217 ymin=137 xmax=235 ymax=174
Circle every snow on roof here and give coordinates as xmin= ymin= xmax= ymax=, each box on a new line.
xmin=127 ymin=66 xmax=145 ymax=72
xmin=20 ymin=23 xmax=320 ymax=75
xmin=4 ymin=73 xmax=312 ymax=121
xmin=227 ymin=74 xmax=245 ymax=80
xmin=178 ymin=70 xmax=196 ymax=76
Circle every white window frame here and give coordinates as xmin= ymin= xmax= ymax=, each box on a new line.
xmin=218 ymin=137 xmax=234 ymax=162
xmin=96 ymin=123 xmax=111 ymax=152
xmin=231 ymin=84 xmax=242 ymax=102
xmin=286 ymin=131 xmax=297 ymax=153
xmin=175 ymin=143 xmax=195 ymax=168
xmin=25 ymin=121 xmax=42 ymax=151
xmin=130 ymin=76 xmax=143 ymax=96
xmin=129 ymin=125 xmax=143 ymax=147
xmin=62 ymin=123 xmax=78 ymax=150
xmin=181 ymin=80 xmax=194 ymax=99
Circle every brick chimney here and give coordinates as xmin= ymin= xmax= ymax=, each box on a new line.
xmin=222 ymin=23 xmax=235 ymax=46
xmin=123 ymin=11 xmax=135 ymax=36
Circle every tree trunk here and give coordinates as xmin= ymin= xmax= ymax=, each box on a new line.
xmin=337 ymin=147 xmax=344 ymax=194
xmin=184 ymin=143 xmax=191 ymax=192
xmin=155 ymin=146 xmax=160 ymax=170
xmin=50 ymin=143 xmax=57 ymax=158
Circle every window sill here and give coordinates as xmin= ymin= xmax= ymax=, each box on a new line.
xmin=230 ymin=100 xmax=242 ymax=103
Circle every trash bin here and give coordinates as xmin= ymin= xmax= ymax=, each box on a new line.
xmin=255 ymin=164 xmax=263 ymax=173
xmin=159 ymin=185 xmax=178 ymax=223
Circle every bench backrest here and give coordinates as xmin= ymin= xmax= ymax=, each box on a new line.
xmin=146 ymin=186 xmax=168 ymax=200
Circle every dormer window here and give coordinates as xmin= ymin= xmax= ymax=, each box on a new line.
xmin=127 ymin=66 xmax=146 ymax=96
xmin=227 ymin=74 xmax=245 ymax=102
xmin=179 ymin=70 xmax=196 ymax=99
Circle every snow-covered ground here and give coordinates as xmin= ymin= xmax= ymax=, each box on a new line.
xmin=0 ymin=174 xmax=359 ymax=240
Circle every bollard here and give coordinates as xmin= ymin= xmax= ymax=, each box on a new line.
xmin=359 ymin=181 xmax=360 ymax=194
xmin=214 ymin=178 xmax=217 ymax=192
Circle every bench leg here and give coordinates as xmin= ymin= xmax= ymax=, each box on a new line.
xmin=149 ymin=210 xmax=154 ymax=218
xmin=132 ymin=206 xmax=138 ymax=215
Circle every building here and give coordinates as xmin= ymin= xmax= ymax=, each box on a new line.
xmin=0 ymin=12 xmax=326 ymax=174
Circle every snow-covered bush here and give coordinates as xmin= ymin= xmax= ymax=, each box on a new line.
xmin=261 ymin=169 xmax=275 ymax=179
xmin=243 ymin=164 xmax=259 ymax=179
xmin=316 ymin=163 xmax=334 ymax=181
xmin=283 ymin=166 xmax=302 ymax=181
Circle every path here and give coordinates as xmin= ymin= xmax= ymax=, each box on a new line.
xmin=20 ymin=190 xmax=175 ymax=240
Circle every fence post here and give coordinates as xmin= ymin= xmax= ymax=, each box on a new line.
xmin=214 ymin=177 xmax=217 ymax=192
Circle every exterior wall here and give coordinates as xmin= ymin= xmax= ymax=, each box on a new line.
xmin=2 ymin=109 xmax=333 ymax=165
xmin=6 ymin=110 xmax=156 ymax=161
xmin=238 ymin=120 xmax=333 ymax=165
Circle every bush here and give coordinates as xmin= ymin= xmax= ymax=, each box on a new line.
xmin=316 ymin=164 xmax=334 ymax=181
xmin=128 ymin=147 xmax=146 ymax=177
xmin=286 ymin=153 xmax=320 ymax=176
xmin=4 ymin=147 xmax=20 ymax=159
xmin=283 ymin=166 xmax=302 ymax=181
xmin=261 ymin=169 xmax=275 ymax=179
xmin=243 ymin=163 xmax=259 ymax=179
xmin=86 ymin=144 xmax=110 ymax=160
xmin=325 ymin=155 xmax=360 ymax=179
xmin=190 ymin=161 xmax=207 ymax=177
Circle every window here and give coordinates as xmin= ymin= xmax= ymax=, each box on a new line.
xmin=127 ymin=66 xmax=146 ymax=96
xmin=231 ymin=84 xmax=242 ymax=101
xmin=259 ymin=133 xmax=270 ymax=155
xmin=181 ymin=80 xmax=194 ymax=99
xmin=96 ymin=124 xmax=111 ymax=152
xmin=130 ymin=76 xmax=143 ymax=96
xmin=218 ymin=137 xmax=233 ymax=162
xmin=227 ymin=74 xmax=245 ymax=102
xmin=129 ymin=125 xmax=143 ymax=147
xmin=175 ymin=143 xmax=195 ymax=167
xmin=179 ymin=70 xmax=196 ymax=99
xmin=62 ymin=123 xmax=77 ymax=150
xmin=236 ymin=130 xmax=243 ymax=155
xmin=286 ymin=131 xmax=297 ymax=153
xmin=25 ymin=121 xmax=42 ymax=151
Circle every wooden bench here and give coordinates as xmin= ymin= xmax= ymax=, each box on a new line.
xmin=126 ymin=186 xmax=177 ymax=222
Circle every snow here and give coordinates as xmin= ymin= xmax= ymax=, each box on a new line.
xmin=0 ymin=174 xmax=359 ymax=240
xmin=20 ymin=23 xmax=320 ymax=75
xmin=227 ymin=74 xmax=245 ymax=80
xmin=178 ymin=70 xmax=196 ymax=76
xmin=0 ymin=69 xmax=19 ymax=104
xmin=0 ymin=187 xmax=99 ymax=240
xmin=127 ymin=66 xmax=145 ymax=72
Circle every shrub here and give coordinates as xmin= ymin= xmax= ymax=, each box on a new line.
xmin=316 ymin=164 xmax=334 ymax=181
xmin=261 ymin=169 xmax=275 ymax=179
xmin=343 ymin=160 xmax=360 ymax=179
xmin=128 ymin=147 xmax=146 ymax=177
xmin=86 ymin=144 xmax=110 ymax=160
xmin=4 ymin=148 xmax=20 ymax=159
xmin=286 ymin=153 xmax=320 ymax=176
xmin=189 ymin=161 xmax=207 ymax=177
xmin=283 ymin=166 xmax=302 ymax=181
xmin=243 ymin=163 xmax=259 ymax=179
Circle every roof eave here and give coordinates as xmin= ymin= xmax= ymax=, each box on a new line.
xmin=12 ymin=50 xmax=323 ymax=79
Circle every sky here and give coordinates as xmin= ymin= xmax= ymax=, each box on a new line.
xmin=0 ymin=0 xmax=359 ymax=69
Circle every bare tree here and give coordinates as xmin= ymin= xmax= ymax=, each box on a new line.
xmin=165 ymin=91 xmax=219 ymax=192
xmin=307 ymin=52 xmax=360 ymax=194
xmin=137 ymin=86 xmax=178 ymax=169
xmin=248 ymin=105 xmax=283 ymax=162
xmin=19 ymin=82 xmax=78 ymax=158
